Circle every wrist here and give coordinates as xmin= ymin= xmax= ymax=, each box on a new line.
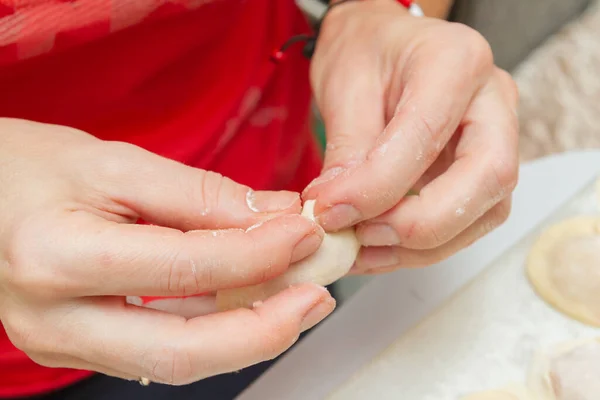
xmin=327 ymin=0 xmax=452 ymax=19
xmin=324 ymin=0 xmax=419 ymax=25
xmin=277 ymin=0 xmax=426 ymax=63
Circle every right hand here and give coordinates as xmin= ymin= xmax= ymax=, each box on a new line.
xmin=0 ymin=118 xmax=334 ymax=385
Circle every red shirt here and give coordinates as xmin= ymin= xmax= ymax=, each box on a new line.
xmin=0 ymin=0 xmax=321 ymax=397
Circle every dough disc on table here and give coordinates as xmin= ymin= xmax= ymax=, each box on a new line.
xmin=526 ymin=216 xmax=600 ymax=326
xmin=216 ymin=200 xmax=361 ymax=311
xmin=528 ymin=337 xmax=600 ymax=400
xmin=460 ymin=387 xmax=532 ymax=400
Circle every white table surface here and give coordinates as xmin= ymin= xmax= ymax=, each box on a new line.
xmin=236 ymin=150 xmax=600 ymax=400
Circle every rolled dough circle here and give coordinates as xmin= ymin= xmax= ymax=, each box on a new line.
xmin=526 ymin=216 xmax=600 ymax=326
xmin=460 ymin=388 xmax=530 ymax=400
xmin=216 ymin=200 xmax=361 ymax=311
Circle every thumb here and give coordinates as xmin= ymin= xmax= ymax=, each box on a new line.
xmin=89 ymin=143 xmax=302 ymax=230
xmin=305 ymin=59 xmax=385 ymax=196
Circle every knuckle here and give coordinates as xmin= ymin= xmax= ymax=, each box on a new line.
xmin=247 ymin=218 xmax=301 ymax=281
xmin=178 ymin=170 xmax=229 ymax=225
xmin=479 ymin=200 xmax=512 ymax=238
xmin=196 ymin=171 xmax=231 ymax=217
xmin=419 ymin=224 xmax=446 ymax=250
xmin=4 ymin=225 xmax=58 ymax=297
xmin=460 ymin=26 xmax=494 ymax=72
xmin=256 ymin=328 xmax=297 ymax=362
xmin=144 ymin=344 xmax=195 ymax=385
xmin=416 ymin=115 xmax=440 ymax=145
xmin=440 ymin=23 xmax=494 ymax=74
xmin=319 ymin=2 xmax=359 ymax=40
xmin=241 ymin=309 xmax=297 ymax=362
xmin=2 ymin=305 xmax=67 ymax=359
xmin=2 ymin=310 xmax=38 ymax=354
xmin=402 ymin=220 xmax=448 ymax=250
xmin=491 ymin=199 xmax=512 ymax=228
xmin=495 ymin=68 xmax=519 ymax=105
xmin=91 ymin=141 xmax=134 ymax=179
xmin=5 ymin=262 xmax=53 ymax=297
xmin=163 ymin=242 xmax=210 ymax=295
xmin=410 ymin=114 xmax=451 ymax=163
xmin=488 ymin=157 xmax=519 ymax=195
xmin=247 ymin=233 xmax=287 ymax=286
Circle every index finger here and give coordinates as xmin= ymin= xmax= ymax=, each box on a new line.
xmin=305 ymin=26 xmax=494 ymax=231
xmin=28 ymin=211 xmax=323 ymax=298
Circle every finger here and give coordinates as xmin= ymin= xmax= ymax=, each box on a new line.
xmin=305 ymin=26 xmax=494 ymax=232
xmin=306 ymin=52 xmax=386 ymax=190
xmin=2 ymin=299 xmax=139 ymax=381
xmin=23 ymin=211 xmax=323 ymax=297
xmin=81 ymin=142 xmax=302 ymax=231
xmin=356 ymin=72 xmax=518 ymax=250
xmin=54 ymin=284 xmax=334 ymax=385
xmin=28 ymin=352 xmax=139 ymax=382
xmin=353 ymin=197 xmax=511 ymax=273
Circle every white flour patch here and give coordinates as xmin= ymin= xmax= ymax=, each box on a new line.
xmin=246 ymin=190 xmax=260 ymax=212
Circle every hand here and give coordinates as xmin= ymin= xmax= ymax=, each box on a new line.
xmin=305 ymin=0 xmax=519 ymax=273
xmin=0 ymin=118 xmax=334 ymax=384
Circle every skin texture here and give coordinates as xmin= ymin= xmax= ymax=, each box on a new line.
xmin=0 ymin=118 xmax=335 ymax=384
xmin=308 ymin=0 xmax=519 ymax=274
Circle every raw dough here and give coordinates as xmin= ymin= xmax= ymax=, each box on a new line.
xmin=526 ymin=216 xmax=600 ymax=326
xmin=216 ymin=200 xmax=361 ymax=311
xmin=126 ymin=295 xmax=217 ymax=319
xmin=461 ymin=388 xmax=531 ymax=400
xmin=529 ymin=337 xmax=600 ymax=400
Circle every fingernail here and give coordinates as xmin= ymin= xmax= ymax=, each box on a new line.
xmin=317 ymin=204 xmax=362 ymax=231
xmin=357 ymin=223 xmax=400 ymax=246
xmin=290 ymin=230 xmax=324 ymax=263
xmin=246 ymin=190 xmax=299 ymax=213
xmin=300 ymin=297 xmax=336 ymax=332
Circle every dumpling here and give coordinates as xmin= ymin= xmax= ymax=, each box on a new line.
xmin=526 ymin=217 xmax=600 ymax=326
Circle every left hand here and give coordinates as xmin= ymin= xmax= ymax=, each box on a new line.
xmin=304 ymin=0 xmax=519 ymax=274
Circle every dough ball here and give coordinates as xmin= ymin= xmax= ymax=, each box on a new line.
xmin=526 ymin=217 xmax=600 ymax=326
xmin=216 ymin=200 xmax=360 ymax=311
xmin=529 ymin=337 xmax=600 ymax=400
